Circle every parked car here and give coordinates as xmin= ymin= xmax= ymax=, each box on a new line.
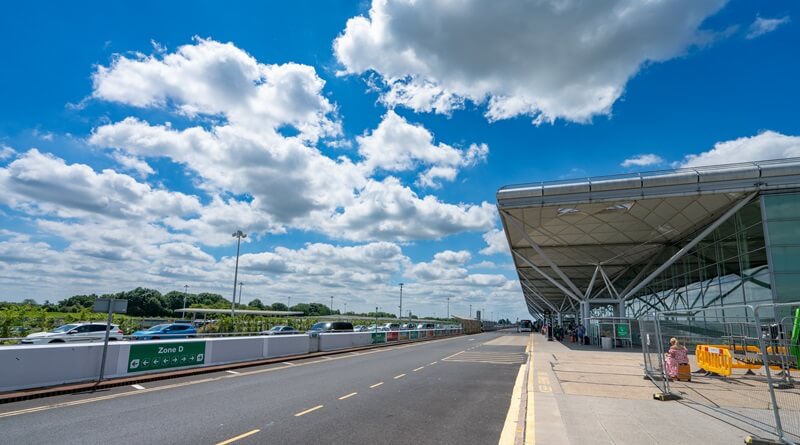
xmin=263 ymin=325 xmax=300 ymax=335
xmin=417 ymin=323 xmax=436 ymax=329
xmin=307 ymin=322 xmax=354 ymax=333
xmin=21 ymin=322 xmax=124 ymax=344
xmin=365 ymin=324 xmax=385 ymax=331
xmin=401 ymin=323 xmax=417 ymax=330
xmin=382 ymin=323 xmax=401 ymax=331
xmin=131 ymin=323 xmax=197 ymax=340
xmin=353 ymin=325 xmax=369 ymax=332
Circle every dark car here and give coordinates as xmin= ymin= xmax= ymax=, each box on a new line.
xmin=307 ymin=322 xmax=354 ymax=333
xmin=131 ymin=323 xmax=197 ymax=340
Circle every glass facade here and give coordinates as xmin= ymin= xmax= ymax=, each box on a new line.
xmin=627 ymin=197 xmax=773 ymax=319
xmin=763 ymin=192 xmax=800 ymax=310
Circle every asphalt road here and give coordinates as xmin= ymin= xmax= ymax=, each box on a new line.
xmin=0 ymin=331 xmax=528 ymax=445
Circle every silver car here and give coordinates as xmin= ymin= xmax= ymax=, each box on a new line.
xmin=21 ymin=322 xmax=124 ymax=344
xmin=262 ymin=325 xmax=301 ymax=335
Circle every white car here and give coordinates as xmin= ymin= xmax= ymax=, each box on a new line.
xmin=21 ymin=322 xmax=124 ymax=344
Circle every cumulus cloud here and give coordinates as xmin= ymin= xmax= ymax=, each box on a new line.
xmin=480 ymin=229 xmax=510 ymax=256
xmin=0 ymin=149 xmax=200 ymax=220
xmin=334 ymin=0 xmax=726 ymax=123
xmin=356 ymin=110 xmax=488 ymax=187
xmin=746 ymin=16 xmax=790 ymax=39
xmin=111 ymin=151 xmax=154 ymax=177
xmin=680 ymin=131 xmax=800 ymax=167
xmin=89 ymin=39 xmax=495 ymax=243
xmin=621 ymin=154 xmax=664 ymax=168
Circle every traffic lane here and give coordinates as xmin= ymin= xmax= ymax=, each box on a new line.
xmin=0 ymin=333 xmax=502 ymax=444
xmin=0 ymin=333 xmax=468 ymax=414
xmin=235 ymin=339 xmax=525 ymax=445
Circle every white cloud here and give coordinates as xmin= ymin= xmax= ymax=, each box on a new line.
xmin=621 ymin=154 xmax=664 ymax=168
xmin=480 ymin=229 xmax=509 ymax=256
xmin=88 ymin=39 xmax=496 ymax=243
xmin=111 ymin=151 xmax=154 ymax=177
xmin=93 ymin=37 xmax=339 ymax=142
xmin=680 ymin=131 xmax=800 ymax=168
xmin=356 ymin=110 xmax=488 ymax=188
xmin=0 ymin=149 xmax=201 ymax=220
xmin=0 ymin=144 xmax=16 ymax=161
xmin=334 ymin=0 xmax=726 ymax=123
xmin=746 ymin=16 xmax=790 ymax=39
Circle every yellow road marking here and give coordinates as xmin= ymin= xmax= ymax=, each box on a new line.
xmin=413 ymin=366 xmax=424 ymax=372
xmin=294 ymin=405 xmax=324 ymax=417
xmin=370 ymin=382 xmax=384 ymax=388
xmin=338 ymin=392 xmax=357 ymax=400
xmin=498 ymin=364 xmax=526 ymax=445
xmin=216 ymin=429 xmax=260 ymax=445
xmin=394 ymin=373 xmax=406 ymax=379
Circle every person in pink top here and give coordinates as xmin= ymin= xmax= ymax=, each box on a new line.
xmin=665 ymin=337 xmax=689 ymax=380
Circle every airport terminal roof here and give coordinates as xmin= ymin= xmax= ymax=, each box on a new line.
xmin=497 ymin=158 xmax=800 ymax=317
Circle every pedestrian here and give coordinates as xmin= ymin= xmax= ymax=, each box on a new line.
xmin=576 ymin=324 xmax=585 ymax=344
xmin=664 ymin=337 xmax=690 ymax=381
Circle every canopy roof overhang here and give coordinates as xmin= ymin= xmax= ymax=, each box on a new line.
xmin=497 ymin=158 xmax=800 ymax=318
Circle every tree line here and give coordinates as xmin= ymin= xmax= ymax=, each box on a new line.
xmin=1 ymin=288 xmax=402 ymax=319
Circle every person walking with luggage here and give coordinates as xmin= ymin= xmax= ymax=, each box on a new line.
xmin=665 ymin=337 xmax=689 ymax=380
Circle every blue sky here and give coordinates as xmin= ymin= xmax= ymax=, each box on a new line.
xmin=0 ymin=1 xmax=798 ymax=321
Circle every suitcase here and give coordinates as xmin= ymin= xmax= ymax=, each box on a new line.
xmin=676 ymin=363 xmax=691 ymax=382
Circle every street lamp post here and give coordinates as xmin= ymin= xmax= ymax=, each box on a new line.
xmin=183 ymin=284 xmax=189 ymax=311
xmin=447 ymin=297 xmax=450 ymax=319
xmin=398 ymin=283 xmax=404 ymax=321
xmin=344 ymin=302 xmax=347 ymax=315
xmin=288 ymin=296 xmax=291 ymax=310
xmin=330 ymin=296 xmax=334 ymax=315
xmin=469 ymin=304 xmax=472 ymax=318
xmin=231 ymin=230 xmax=246 ymax=318
xmin=238 ymin=282 xmax=244 ymax=307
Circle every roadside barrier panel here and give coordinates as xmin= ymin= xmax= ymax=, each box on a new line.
xmin=387 ymin=331 xmax=399 ymax=342
xmin=371 ymin=332 xmax=386 ymax=344
xmin=0 ymin=326 xmax=463 ymax=393
xmin=398 ymin=331 xmax=409 ymax=340
xmin=410 ymin=331 xmax=419 ymax=340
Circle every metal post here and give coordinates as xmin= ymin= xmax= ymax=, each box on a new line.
xmin=97 ymin=304 xmax=113 ymax=383
xmin=653 ymin=312 xmax=670 ymax=395
xmin=447 ymin=297 xmax=450 ymax=319
xmin=399 ymin=283 xmax=404 ymax=320
xmin=753 ymin=305 xmax=785 ymax=441
xmin=231 ymin=230 xmax=246 ymax=317
xmin=330 ymin=295 xmax=334 ymax=315
xmin=238 ymin=282 xmax=244 ymax=306
xmin=183 ymin=284 xmax=189 ymax=310
xmin=288 ymin=296 xmax=291 ymax=309
xmin=375 ymin=306 xmax=379 ymax=332
xmin=469 ymin=304 xmax=472 ymax=318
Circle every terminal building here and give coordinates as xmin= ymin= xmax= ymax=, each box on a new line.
xmin=497 ymin=159 xmax=800 ymax=326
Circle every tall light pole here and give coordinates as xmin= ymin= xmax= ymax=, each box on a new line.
xmin=238 ymin=282 xmax=244 ymax=307
xmin=447 ymin=297 xmax=450 ymax=319
xmin=330 ymin=295 xmax=334 ymax=315
xmin=231 ymin=230 xmax=246 ymax=317
xmin=183 ymin=284 xmax=189 ymax=311
xmin=398 ymin=283 xmax=404 ymax=321
xmin=469 ymin=304 xmax=472 ymax=318
xmin=288 ymin=296 xmax=291 ymax=309
xmin=344 ymin=302 xmax=347 ymax=315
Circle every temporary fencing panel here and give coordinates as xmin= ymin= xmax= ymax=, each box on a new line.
xmin=640 ymin=304 xmax=800 ymax=444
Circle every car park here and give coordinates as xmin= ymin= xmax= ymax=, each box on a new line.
xmin=131 ymin=323 xmax=197 ymax=340
xmin=307 ymin=321 xmax=354 ymax=333
xmin=382 ymin=323 xmax=401 ymax=331
xmin=21 ymin=322 xmax=124 ymax=344
xmin=262 ymin=325 xmax=300 ymax=335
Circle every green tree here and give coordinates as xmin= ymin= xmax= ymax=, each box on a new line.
xmin=271 ymin=302 xmax=288 ymax=311
xmin=248 ymin=299 xmax=266 ymax=310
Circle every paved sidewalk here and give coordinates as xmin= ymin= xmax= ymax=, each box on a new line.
xmin=524 ymin=333 xmax=774 ymax=445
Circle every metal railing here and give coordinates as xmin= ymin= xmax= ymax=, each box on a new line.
xmin=639 ymin=303 xmax=800 ymax=444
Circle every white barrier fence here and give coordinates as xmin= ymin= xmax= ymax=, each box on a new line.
xmin=0 ymin=328 xmax=462 ymax=393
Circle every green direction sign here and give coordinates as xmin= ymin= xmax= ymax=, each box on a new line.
xmin=128 ymin=341 xmax=206 ymax=373
xmin=371 ymin=332 xmax=386 ymax=344
xmin=615 ymin=323 xmax=630 ymax=338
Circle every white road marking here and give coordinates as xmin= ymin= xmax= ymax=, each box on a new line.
xmin=413 ymin=366 xmax=424 ymax=372
xmin=282 ymin=362 xmax=296 ymax=366
xmin=216 ymin=429 xmax=260 ymax=445
xmin=131 ymin=384 xmax=145 ymax=390
xmin=370 ymin=382 xmax=384 ymax=388
xmin=226 ymin=370 xmax=241 ymax=375
xmin=338 ymin=392 xmax=358 ymax=400
xmin=393 ymin=373 xmax=406 ymax=379
xmin=294 ymin=405 xmax=324 ymax=417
